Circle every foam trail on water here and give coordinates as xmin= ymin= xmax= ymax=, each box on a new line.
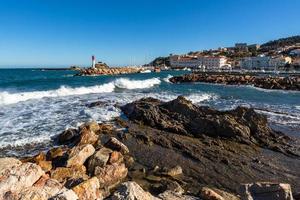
xmin=163 ymin=74 xmax=173 ymax=83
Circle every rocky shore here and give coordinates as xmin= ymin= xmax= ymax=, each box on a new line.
xmin=76 ymin=67 xmax=143 ymax=76
xmin=169 ymin=73 xmax=300 ymax=91
xmin=1 ymin=97 xmax=300 ymax=199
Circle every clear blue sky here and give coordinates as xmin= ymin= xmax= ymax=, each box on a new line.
xmin=0 ymin=0 xmax=300 ymax=67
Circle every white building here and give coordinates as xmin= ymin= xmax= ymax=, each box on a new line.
xmin=170 ymin=55 xmax=228 ymax=69
xmin=240 ymin=56 xmax=291 ymax=70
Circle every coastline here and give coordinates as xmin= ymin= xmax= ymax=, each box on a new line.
xmin=0 ymin=96 xmax=299 ymax=199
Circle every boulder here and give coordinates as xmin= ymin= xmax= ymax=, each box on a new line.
xmin=66 ymin=144 xmax=95 ymax=167
xmin=59 ymin=128 xmax=79 ymax=144
xmin=110 ymin=181 xmax=159 ymax=200
xmin=82 ymin=121 xmax=100 ymax=133
xmin=38 ymin=160 xmax=52 ymax=172
xmin=78 ymin=128 xmax=98 ymax=146
xmin=95 ymin=163 xmax=128 ymax=188
xmin=0 ymin=157 xmax=22 ymax=174
xmin=0 ymin=162 xmax=44 ymax=197
xmin=51 ymin=165 xmax=88 ymax=183
xmin=87 ymin=147 xmax=112 ymax=175
xmin=239 ymin=182 xmax=293 ymax=200
xmin=104 ymin=137 xmax=129 ymax=155
xmin=72 ymin=177 xmax=101 ymax=200
xmin=98 ymin=123 xmax=114 ymax=134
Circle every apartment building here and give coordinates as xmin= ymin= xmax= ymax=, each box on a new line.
xmin=240 ymin=56 xmax=291 ymax=69
xmin=170 ymin=55 xmax=228 ymax=69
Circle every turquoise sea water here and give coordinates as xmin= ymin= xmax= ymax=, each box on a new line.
xmin=0 ymin=68 xmax=299 ymax=156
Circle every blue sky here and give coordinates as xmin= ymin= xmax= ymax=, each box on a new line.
xmin=0 ymin=0 xmax=300 ymax=67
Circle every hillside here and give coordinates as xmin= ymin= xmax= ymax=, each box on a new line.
xmin=261 ymin=35 xmax=300 ymax=49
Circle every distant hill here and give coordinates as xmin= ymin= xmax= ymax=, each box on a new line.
xmin=149 ymin=56 xmax=170 ymax=66
xmin=261 ymin=35 xmax=300 ymax=49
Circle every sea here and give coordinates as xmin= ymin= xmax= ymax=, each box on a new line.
xmin=0 ymin=68 xmax=299 ymax=157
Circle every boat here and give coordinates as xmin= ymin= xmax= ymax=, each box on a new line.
xmin=140 ymin=69 xmax=151 ymax=73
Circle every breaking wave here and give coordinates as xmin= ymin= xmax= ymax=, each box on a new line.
xmin=0 ymin=77 xmax=161 ymax=105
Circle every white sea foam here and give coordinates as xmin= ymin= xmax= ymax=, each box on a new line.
xmin=114 ymin=77 xmax=161 ymax=89
xmin=163 ymin=74 xmax=173 ymax=83
xmin=0 ymin=77 xmax=161 ymax=105
xmin=185 ymin=93 xmax=218 ymax=104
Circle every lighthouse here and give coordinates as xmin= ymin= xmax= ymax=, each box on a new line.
xmin=92 ymin=55 xmax=96 ymax=68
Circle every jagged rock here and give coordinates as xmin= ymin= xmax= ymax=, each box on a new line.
xmin=95 ymin=163 xmax=128 ymax=188
xmin=87 ymin=147 xmax=112 ymax=175
xmin=239 ymin=182 xmax=293 ymax=200
xmin=59 ymin=128 xmax=79 ymax=144
xmin=72 ymin=177 xmax=101 ymax=200
xmin=104 ymin=137 xmax=129 ymax=155
xmin=78 ymin=128 xmax=98 ymax=146
xmin=0 ymin=157 xmax=22 ymax=174
xmin=0 ymin=162 xmax=44 ymax=197
xmin=211 ymin=188 xmax=240 ymax=200
xmin=121 ymin=96 xmax=297 ymax=156
xmin=110 ymin=181 xmax=159 ymax=200
xmin=51 ymin=165 xmax=88 ymax=183
xmin=47 ymin=147 xmax=69 ymax=168
xmin=66 ymin=144 xmax=95 ymax=167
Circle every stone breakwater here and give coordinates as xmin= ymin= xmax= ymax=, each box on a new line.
xmin=169 ymin=73 xmax=300 ymax=91
xmin=0 ymin=97 xmax=299 ymax=199
xmin=76 ymin=67 xmax=143 ymax=76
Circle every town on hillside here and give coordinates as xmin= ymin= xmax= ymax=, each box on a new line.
xmin=149 ymin=35 xmax=300 ymax=72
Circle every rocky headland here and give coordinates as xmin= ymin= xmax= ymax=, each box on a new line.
xmin=0 ymin=97 xmax=299 ymax=199
xmin=169 ymin=73 xmax=300 ymax=91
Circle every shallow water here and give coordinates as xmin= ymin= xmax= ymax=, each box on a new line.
xmin=0 ymin=69 xmax=299 ymax=157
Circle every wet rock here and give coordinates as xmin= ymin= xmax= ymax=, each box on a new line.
xmin=239 ymin=182 xmax=293 ymax=200
xmin=87 ymin=147 xmax=112 ymax=175
xmin=105 ymin=137 xmax=130 ymax=154
xmin=87 ymin=100 xmax=107 ymax=108
xmin=72 ymin=177 xmax=101 ymax=200
xmin=0 ymin=162 xmax=44 ymax=197
xmin=47 ymin=147 xmax=69 ymax=168
xmin=95 ymin=163 xmax=128 ymax=188
xmin=109 ymin=181 xmax=159 ymax=200
xmin=59 ymin=128 xmax=79 ymax=144
xmin=66 ymin=144 xmax=95 ymax=167
xmin=0 ymin=157 xmax=22 ymax=174
xmin=78 ymin=128 xmax=98 ymax=146
xmin=51 ymin=165 xmax=88 ymax=183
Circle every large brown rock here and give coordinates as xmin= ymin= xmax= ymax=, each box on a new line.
xmin=58 ymin=128 xmax=79 ymax=144
xmin=95 ymin=163 xmax=128 ymax=188
xmin=0 ymin=162 xmax=44 ymax=198
xmin=239 ymin=182 xmax=293 ymax=200
xmin=82 ymin=121 xmax=101 ymax=133
xmin=66 ymin=144 xmax=95 ymax=167
xmin=78 ymin=128 xmax=98 ymax=146
xmin=87 ymin=147 xmax=112 ymax=175
xmin=104 ymin=137 xmax=129 ymax=155
xmin=51 ymin=165 xmax=88 ymax=183
xmin=72 ymin=177 xmax=101 ymax=200
xmin=110 ymin=181 xmax=159 ymax=200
